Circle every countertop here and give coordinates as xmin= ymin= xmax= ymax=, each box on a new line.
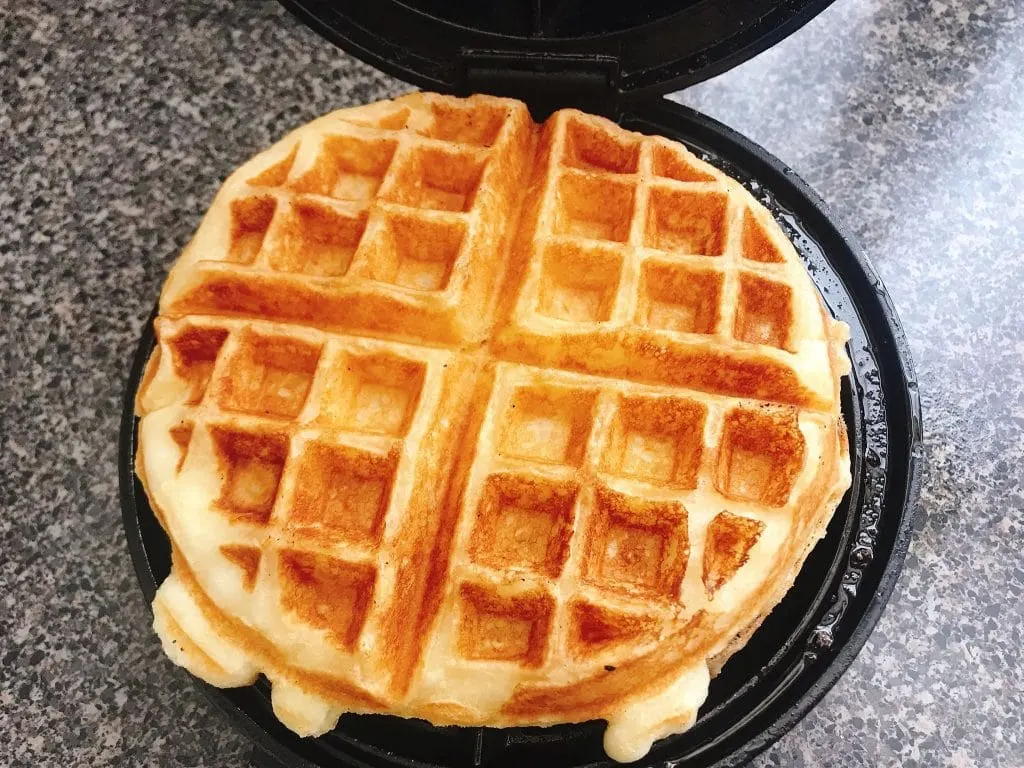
xmin=1 ymin=0 xmax=1021 ymax=766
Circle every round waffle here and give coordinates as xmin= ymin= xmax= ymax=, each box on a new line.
xmin=135 ymin=93 xmax=851 ymax=762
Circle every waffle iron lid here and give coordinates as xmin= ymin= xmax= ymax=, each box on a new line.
xmin=276 ymin=0 xmax=838 ymax=119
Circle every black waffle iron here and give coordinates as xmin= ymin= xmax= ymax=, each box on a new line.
xmin=119 ymin=2 xmax=923 ymax=766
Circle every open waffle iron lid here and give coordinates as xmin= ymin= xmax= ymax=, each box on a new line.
xmin=120 ymin=3 xmax=922 ymax=767
xmin=276 ymin=0 xmax=841 ymax=120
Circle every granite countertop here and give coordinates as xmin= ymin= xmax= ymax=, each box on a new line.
xmin=1 ymin=0 xmax=1021 ymax=765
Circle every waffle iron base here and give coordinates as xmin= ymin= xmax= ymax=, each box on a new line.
xmin=119 ymin=99 xmax=921 ymax=768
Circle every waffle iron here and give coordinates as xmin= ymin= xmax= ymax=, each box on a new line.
xmin=120 ymin=2 xmax=923 ymax=765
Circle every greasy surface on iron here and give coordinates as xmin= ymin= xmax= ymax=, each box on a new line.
xmin=0 ymin=2 xmax=1020 ymax=768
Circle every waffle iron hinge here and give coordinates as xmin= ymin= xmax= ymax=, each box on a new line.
xmin=458 ymin=49 xmax=622 ymax=122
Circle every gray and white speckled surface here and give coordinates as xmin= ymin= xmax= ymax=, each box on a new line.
xmin=1 ymin=0 xmax=1022 ymax=766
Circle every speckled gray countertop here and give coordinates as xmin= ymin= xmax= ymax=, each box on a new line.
xmin=1 ymin=0 xmax=1022 ymax=766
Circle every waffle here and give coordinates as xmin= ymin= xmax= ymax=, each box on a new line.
xmin=135 ymin=93 xmax=851 ymax=762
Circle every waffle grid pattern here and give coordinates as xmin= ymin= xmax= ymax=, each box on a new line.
xmin=437 ymin=362 xmax=813 ymax=675
xmin=490 ymin=110 xmax=840 ymax=410
xmin=164 ymin=95 xmax=532 ymax=344
xmin=142 ymin=316 xmax=464 ymax=682
xmin=137 ymin=93 xmax=850 ymax=761
xmin=525 ymin=119 xmax=796 ymax=350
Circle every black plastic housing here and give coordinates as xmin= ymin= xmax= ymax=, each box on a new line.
xmin=277 ymin=0 xmax=839 ymax=119
xmin=120 ymin=99 xmax=921 ymax=768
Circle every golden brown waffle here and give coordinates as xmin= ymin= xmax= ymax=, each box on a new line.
xmin=135 ymin=93 xmax=851 ymax=762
